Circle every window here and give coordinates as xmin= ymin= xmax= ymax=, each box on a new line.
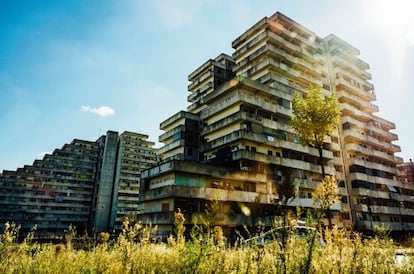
xmin=278 ymin=98 xmax=291 ymax=109
xmin=276 ymin=130 xmax=287 ymax=140
xmin=372 ymin=216 xmax=380 ymax=222
xmin=268 ymin=150 xmax=272 ymax=156
xmin=293 ymin=135 xmax=301 ymax=144
xmin=161 ymin=203 xmax=169 ymax=212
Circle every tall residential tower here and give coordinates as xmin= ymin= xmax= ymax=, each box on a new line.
xmin=139 ymin=12 xmax=413 ymax=236
xmin=0 ymin=130 xmax=156 ymax=238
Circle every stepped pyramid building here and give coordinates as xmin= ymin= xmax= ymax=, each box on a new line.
xmin=139 ymin=12 xmax=413 ymax=238
xmin=0 ymin=131 xmax=156 ymax=238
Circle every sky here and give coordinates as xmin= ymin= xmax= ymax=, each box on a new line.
xmin=1 ymin=0 xmax=413 ymax=171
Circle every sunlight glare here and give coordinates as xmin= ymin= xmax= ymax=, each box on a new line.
xmin=362 ymin=0 xmax=414 ymax=77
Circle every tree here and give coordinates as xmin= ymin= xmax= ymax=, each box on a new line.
xmin=291 ymin=87 xmax=340 ymax=274
xmin=312 ymin=175 xmax=339 ymax=227
xmin=290 ymin=85 xmax=340 ymax=178
xmin=291 ymin=86 xmax=340 ymax=227
xmin=274 ymin=169 xmax=296 ymax=228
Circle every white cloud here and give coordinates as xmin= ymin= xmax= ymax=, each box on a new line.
xmin=81 ymin=105 xmax=115 ymax=117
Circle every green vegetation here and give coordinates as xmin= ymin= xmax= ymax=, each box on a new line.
xmin=0 ymin=218 xmax=413 ymax=274
xmin=291 ymin=85 xmax=340 ymax=177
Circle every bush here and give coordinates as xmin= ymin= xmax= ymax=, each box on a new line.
xmin=0 ymin=221 xmax=413 ymax=273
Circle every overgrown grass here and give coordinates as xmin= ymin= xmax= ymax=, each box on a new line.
xmin=0 ymin=219 xmax=413 ymax=274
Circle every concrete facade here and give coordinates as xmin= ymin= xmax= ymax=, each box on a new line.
xmin=0 ymin=130 xmax=156 ymax=238
xmin=139 ymin=12 xmax=413 ymax=236
xmin=110 ymin=131 xmax=157 ymax=230
xmin=397 ymin=160 xmax=414 ymax=183
xmin=91 ymin=131 xmax=118 ymax=232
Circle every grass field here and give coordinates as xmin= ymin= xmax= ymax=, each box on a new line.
xmin=0 ymin=219 xmax=413 ymax=274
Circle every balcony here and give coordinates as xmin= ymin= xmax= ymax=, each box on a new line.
xmin=205 ymin=130 xmax=333 ymax=160
xmin=288 ymin=197 xmax=341 ymax=211
xmin=345 ymin=143 xmax=398 ymax=163
xmin=295 ymin=177 xmax=319 ymax=189
xmin=138 ymin=210 xmax=274 ymax=227
xmin=339 ymin=104 xmax=371 ymax=121
xmin=350 ymin=187 xmax=390 ymax=200
xmin=341 ymin=116 xmax=366 ymax=130
xmin=200 ymin=91 xmax=292 ymax=120
xmin=267 ymin=31 xmax=321 ymax=64
xmin=266 ymin=57 xmax=323 ymax=87
xmin=331 ymin=51 xmax=372 ymax=81
xmin=262 ymin=118 xmax=292 ymax=133
xmin=341 ymin=129 xmax=366 ymax=143
xmin=353 ymin=203 xmax=401 ymax=215
xmin=334 ymin=68 xmax=374 ymax=93
xmin=233 ymin=44 xmax=268 ymax=72
xmin=267 ymin=44 xmax=322 ymax=76
xmin=157 ymin=140 xmax=185 ymax=155
xmin=159 ymin=125 xmax=185 ymax=143
xmin=337 ymin=90 xmax=378 ymax=113
xmin=141 ymin=185 xmax=275 ymax=204
xmin=347 ymin=158 xmax=397 ymax=175
xmin=390 ymin=192 xmax=414 ymax=203
xmin=366 ymin=135 xmax=401 ymax=153
xmin=191 ymin=212 xmax=273 ymax=227
xmin=232 ymin=30 xmax=268 ymax=60
xmin=366 ymin=123 xmax=398 ymax=142
xmin=279 ymin=140 xmax=334 ymax=159
xmin=188 ymin=70 xmax=214 ymax=90
xmin=267 ymin=19 xmax=318 ymax=51
xmin=370 ymin=115 xmax=395 ymax=130
xmin=231 ymin=150 xmax=335 ymax=175
xmin=355 ymin=220 xmax=404 ymax=231
xmin=160 ymin=111 xmax=200 ymax=131
xmin=335 ymin=78 xmax=376 ymax=102
xmin=201 ymin=112 xmax=260 ymax=135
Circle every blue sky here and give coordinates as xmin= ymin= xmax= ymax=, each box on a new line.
xmin=1 ymin=0 xmax=413 ymax=171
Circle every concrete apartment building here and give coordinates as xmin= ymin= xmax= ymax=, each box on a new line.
xmin=110 ymin=131 xmax=157 ymax=230
xmin=398 ymin=160 xmax=414 ymax=183
xmin=0 ymin=130 xmax=156 ymax=238
xmin=139 ymin=12 xmax=413 ymax=237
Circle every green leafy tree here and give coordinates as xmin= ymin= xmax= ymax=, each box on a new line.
xmin=291 ymin=86 xmax=340 ymax=274
xmin=291 ymin=85 xmax=340 ymax=177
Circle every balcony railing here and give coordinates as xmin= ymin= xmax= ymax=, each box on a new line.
xmin=141 ymin=185 xmax=275 ymax=204
xmin=351 ymin=187 xmax=390 ymax=200
xmin=288 ymin=197 xmax=341 ymax=211
xmin=231 ymin=150 xmax=335 ymax=175
xmin=138 ymin=211 xmax=274 ymax=227
xmin=357 ymin=220 xmax=414 ymax=231
xmin=157 ymin=140 xmax=185 ymax=155
xmin=159 ymin=125 xmax=185 ymax=142
xmin=200 ymin=91 xmax=292 ymax=120
xmin=347 ymin=158 xmax=397 ymax=175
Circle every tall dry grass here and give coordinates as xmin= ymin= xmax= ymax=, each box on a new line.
xmin=0 ymin=218 xmax=413 ymax=274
